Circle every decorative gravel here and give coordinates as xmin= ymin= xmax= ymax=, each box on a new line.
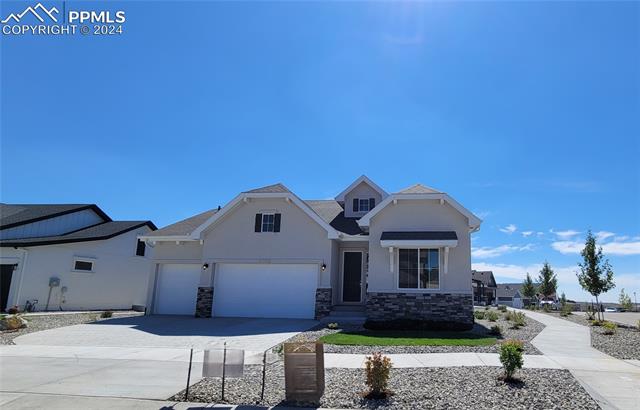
xmin=0 ymin=312 xmax=142 ymax=345
xmin=171 ymin=364 xmax=598 ymax=409
xmin=282 ymin=309 xmax=544 ymax=355
xmin=547 ymin=312 xmax=640 ymax=360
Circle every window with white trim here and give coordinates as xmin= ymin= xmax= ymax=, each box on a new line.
xmin=261 ymin=214 xmax=275 ymax=232
xmin=398 ymin=248 xmax=439 ymax=289
xmin=358 ymin=199 xmax=370 ymax=212
xmin=73 ymin=258 xmax=95 ymax=272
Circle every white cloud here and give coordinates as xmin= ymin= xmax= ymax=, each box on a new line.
xmin=499 ymin=224 xmax=517 ymax=234
xmin=596 ymin=231 xmax=615 ymax=241
xmin=521 ymin=231 xmax=534 ymax=237
xmin=472 ymin=244 xmax=534 ymax=259
xmin=536 ymin=232 xmax=545 ymax=237
xmin=552 ymin=238 xmax=640 ymax=256
xmin=550 ymin=229 xmax=581 ymax=239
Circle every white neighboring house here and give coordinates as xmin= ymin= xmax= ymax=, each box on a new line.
xmin=0 ymin=204 xmax=156 ymax=312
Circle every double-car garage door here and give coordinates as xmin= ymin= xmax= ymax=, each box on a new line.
xmin=155 ymin=263 xmax=318 ymax=319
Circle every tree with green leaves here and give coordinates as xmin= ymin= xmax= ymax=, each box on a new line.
xmin=560 ymin=292 xmax=567 ymax=307
xmin=521 ymin=273 xmax=537 ymax=308
xmin=537 ymin=261 xmax=558 ymax=301
xmin=619 ymin=288 xmax=632 ymax=311
xmin=577 ymin=230 xmax=615 ymax=321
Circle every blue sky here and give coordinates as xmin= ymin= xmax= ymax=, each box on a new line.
xmin=1 ymin=1 xmax=638 ymax=302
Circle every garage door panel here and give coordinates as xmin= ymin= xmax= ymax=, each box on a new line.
xmin=214 ymin=263 xmax=317 ymax=319
xmin=155 ymin=264 xmax=201 ymax=315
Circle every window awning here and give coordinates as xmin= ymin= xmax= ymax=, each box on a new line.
xmin=380 ymin=231 xmax=458 ymax=248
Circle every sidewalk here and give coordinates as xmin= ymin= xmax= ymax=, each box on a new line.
xmin=520 ymin=309 xmax=640 ymax=410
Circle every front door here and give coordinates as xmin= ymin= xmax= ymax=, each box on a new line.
xmin=342 ymin=252 xmax=362 ymax=303
xmin=1 ymin=264 xmax=15 ymax=312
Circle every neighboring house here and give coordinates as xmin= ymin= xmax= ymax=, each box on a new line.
xmin=472 ymin=270 xmax=496 ymax=305
xmin=0 ymin=204 xmax=156 ymax=312
xmin=496 ymin=283 xmax=522 ymax=307
xmin=140 ymin=176 xmax=481 ymax=325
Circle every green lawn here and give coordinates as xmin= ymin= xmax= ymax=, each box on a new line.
xmin=319 ymin=330 xmax=497 ymax=346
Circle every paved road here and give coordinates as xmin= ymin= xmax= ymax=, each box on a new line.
xmin=14 ymin=315 xmax=317 ymax=351
xmin=573 ymin=311 xmax=640 ymax=327
xmin=520 ymin=309 xmax=640 ymax=410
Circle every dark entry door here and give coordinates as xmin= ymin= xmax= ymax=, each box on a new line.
xmin=1 ymin=264 xmax=15 ymax=311
xmin=342 ymin=252 xmax=362 ymax=303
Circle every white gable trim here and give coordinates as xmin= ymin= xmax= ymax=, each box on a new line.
xmin=357 ymin=193 xmax=482 ymax=232
xmin=188 ymin=192 xmax=340 ymax=240
xmin=335 ymin=175 xmax=389 ymax=202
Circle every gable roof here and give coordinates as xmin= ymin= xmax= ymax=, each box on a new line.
xmin=0 ymin=204 xmax=111 ymax=230
xmin=334 ymin=175 xmax=388 ymax=202
xmin=472 ymin=270 xmax=497 ymax=288
xmin=397 ymin=184 xmax=442 ymax=194
xmin=0 ymin=220 xmax=156 ymax=247
xmin=243 ymin=183 xmax=291 ymax=194
xmin=145 ymin=208 xmax=219 ymax=237
xmin=357 ymin=190 xmax=482 ymax=232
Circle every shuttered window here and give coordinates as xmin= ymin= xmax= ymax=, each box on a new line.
xmin=255 ymin=213 xmax=281 ymax=233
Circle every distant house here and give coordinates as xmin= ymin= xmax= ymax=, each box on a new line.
xmin=0 ymin=204 xmax=156 ymax=312
xmin=496 ymin=283 xmax=527 ymax=308
xmin=472 ymin=270 xmax=496 ymax=305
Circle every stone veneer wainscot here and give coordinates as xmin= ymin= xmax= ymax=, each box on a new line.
xmin=195 ymin=287 xmax=214 ymax=318
xmin=315 ymin=288 xmax=332 ymax=319
xmin=366 ymin=292 xmax=473 ymax=325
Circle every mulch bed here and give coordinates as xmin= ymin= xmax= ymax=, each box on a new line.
xmin=170 ymin=364 xmax=599 ymax=409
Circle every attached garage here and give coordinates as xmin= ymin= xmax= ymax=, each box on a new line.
xmin=154 ymin=264 xmax=201 ymax=315
xmin=214 ymin=263 xmax=318 ymax=319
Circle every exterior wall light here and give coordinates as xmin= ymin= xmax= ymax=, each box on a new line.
xmin=321 ymin=263 xmax=326 ymax=271
xmin=202 ymin=263 xmax=209 ymax=270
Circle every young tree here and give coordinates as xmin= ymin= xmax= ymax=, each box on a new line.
xmin=577 ymin=230 xmax=615 ymax=321
xmin=560 ymin=292 xmax=567 ymax=307
xmin=521 ymin=273 xmax=537 ymax=308
xmin=619 ymin=288 xmax=632 ymax=311
xmin=537 ymin=261 xmax=558 ymax=301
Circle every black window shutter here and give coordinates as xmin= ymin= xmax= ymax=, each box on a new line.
xmin=353 ymin=198 xmax=359 ymax=212
xmin=254 ymin=213 xmax=262 ymax=232
xmin=136 ymin=239 xmax=146 ymax=256
xmin=369 ymin=198 xmax=375 ymax=209
xmin=274 ymin=213 xmax=281 ymax=232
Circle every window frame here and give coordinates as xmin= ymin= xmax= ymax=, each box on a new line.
xmin=396 ymin=248 xmax=440 ymax=290
xmin=261 ymin=213 xmax=275 ymax=233
xmin=72 ymin=257 xmax=95 ymax=273
xmin=358 ymin=198 xmax=370 ymax=212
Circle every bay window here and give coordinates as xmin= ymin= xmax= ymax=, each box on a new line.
xmin=398 ymin=248 xmax=439 ymax=289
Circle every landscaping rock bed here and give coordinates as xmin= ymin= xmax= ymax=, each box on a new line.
xmin=0 ymin=311 xmax=142 ymax=345
xmin=171 ymin=365 xmax=598 ymax=409
xmin=283 ymin=309 xmax=544 ymax=355
xmin=548 ymin=312 xmax=640 ymax=360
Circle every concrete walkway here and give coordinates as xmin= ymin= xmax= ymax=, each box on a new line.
xmin=520 ymin=309 xmax=640 ymax=410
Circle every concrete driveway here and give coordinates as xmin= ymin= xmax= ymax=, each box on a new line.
xmin=14 ymin=315 xmax=317 ymax=351
xmin=0 ymin=315 xmax=316 ymax=403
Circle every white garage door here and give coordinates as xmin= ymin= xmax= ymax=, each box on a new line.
xmin=214 ymin=263 xmax=318 ymax=319
xmin=155 ymin=264 xmax=201 ymax=315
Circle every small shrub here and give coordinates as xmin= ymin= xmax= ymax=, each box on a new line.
xmin=591 ymin=320 xmax=603 ymax=327
xmin=88 ymin=314 xmax=98 ymax=322
xmin=504 ymin=311 xmax=514 ymax=321
xmin=510 ymin=312 xmax=526 ymax=329
xmin=500 ymin=340 xmax=524 ymax=381
xmin=602 ymin=321 xmax=617 ymax=335
xmin=364 ymin=352 xmax=392 ymax=398
xmin=498 ymin=305 xmax=507 ymax=312
xmin=560 ymin=303 xmax=573 ymax=317
xmin=327 ymin=322 xmax=339 ymax=330
xmin=484 ymin=305 xmax=490 ymax=311
xmin=100 ymin=310 xmax=113 ymax=319
xmin=487 ymin=311 xmax=499 ymax=322
xmin=489 ymin=324 xmax=502 ymax=336
xmin=7 ymin=306 xmax=19 ymax=314
xmin=542 ymin=304 xmax=552 ymax=313
xmin=474 ymin=310 xmax=486 ymax=320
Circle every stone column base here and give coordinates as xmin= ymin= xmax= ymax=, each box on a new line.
xmin=195 ymin=287 xmax=213 ymax=318
xmin=315 ymin=288 xmax=332 ymax=319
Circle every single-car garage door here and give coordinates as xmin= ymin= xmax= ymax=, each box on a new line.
xmin=155 ymin=264 xmax=201 ymax=315
xmin=214 ymin=263 xmax=318 ymax=319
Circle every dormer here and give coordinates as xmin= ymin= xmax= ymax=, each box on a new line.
xmin=335 ymin=175 xmax=388 ymax=218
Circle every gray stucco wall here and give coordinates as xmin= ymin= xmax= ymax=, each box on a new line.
xmin=344 ymin=182 xmax=383 ymax=218
xmin=367 ymin=199 xmax=472 ymax=294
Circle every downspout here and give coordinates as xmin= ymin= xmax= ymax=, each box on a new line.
xmin=13 ymin=247 xmax=29 ymax=308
